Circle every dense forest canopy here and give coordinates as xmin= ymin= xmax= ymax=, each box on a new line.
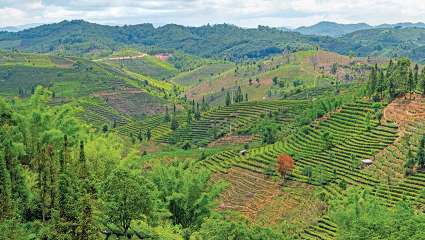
xmin=2 ymin=20 xmax=425 ymax=62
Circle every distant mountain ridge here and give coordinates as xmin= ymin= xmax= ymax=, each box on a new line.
xmin=293 ymin=21 xmax=425 ymax=37
xmin=295 ymin=21 xmax=372 ymax=37
xmin=0 ymin=20 xmax=315 ymax=60
xmin=0 ymin=23 xmax=43 ymax=32
xmin=2 ymin=20 xmax=425 ymax=63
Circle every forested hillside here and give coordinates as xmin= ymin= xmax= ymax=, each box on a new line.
xmin=0 ymin=20 xmax=314 ymax=60
xmin=318 ymin=28 xmax=425 ymax=63
xmin=2 ymin=20 xmax=425 ymax=63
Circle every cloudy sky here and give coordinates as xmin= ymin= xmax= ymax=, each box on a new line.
xmin=0 ymin=0 xmax=424 ymax=28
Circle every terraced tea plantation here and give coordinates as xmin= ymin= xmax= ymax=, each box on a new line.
xmin=78 ymin=98 xmax=185 ymax=140
xmin=159 ymin=100 xmax=308 ymax=145
xmin=171 ymin=62 xmax=234 ymax=87
xmin=104 ymin=54 xmax=178 ymax=80
xmin=202 ymin=100 xmax=415 ymax=239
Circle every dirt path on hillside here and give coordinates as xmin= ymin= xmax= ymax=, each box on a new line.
xmin=208 ymin=135 xmax=257 ymax=147
xmin=93 ymin=54 xmax=147 ymax=62
xmin=92 ymin=88 xmax=144 ymax=97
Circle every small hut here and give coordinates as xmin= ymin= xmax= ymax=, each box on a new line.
xmin=239 ymin=149 xmax=248 ymax=156
xmin=361 ymin=159 xmax=373 ymax=168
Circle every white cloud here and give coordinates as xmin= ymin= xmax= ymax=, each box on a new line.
xmin=0 ymin=0 xmax=424 ymax=28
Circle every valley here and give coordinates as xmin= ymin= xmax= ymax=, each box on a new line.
xmin=1 ymin=17 xmax=425 ymax=240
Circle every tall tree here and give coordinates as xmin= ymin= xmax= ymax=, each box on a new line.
xmin=101 ymin=169 xmax=157 ymax=238
xmin=150 ymin=162 xmax=223 ymax=228
xmin=170 ymin=113 xmax=179 ymax=130
xmin=225 ymin=92 xmax=231 ymax=106
xmin=414 ymin=64 xmax=419 ymax=89
xmin=163 ymin=106 xmax=170 ymax=122
xmin=0 ymin=151 xmax=12 ymax=219
xmin=146 ymin=129 xmax=152 ymax=141
xmin=187 ymin=110 xmax=192 ymax=125
xmin=79 ymin=141 xmax=88 ymax=179
xmin=368 ymin=65 xmax=377 ymax=96
xmin=408 ymin=69 xmax=414 ymax=99
xmin=376 ymin=69 xmax=385 ymax=99
xmin=420 ymin=67 xmax=425 ymax=96
xmin=417 ymin=135 xmax=425 ymax=168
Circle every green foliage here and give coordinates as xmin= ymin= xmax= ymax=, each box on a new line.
xmin=296 ymin=96 xmax=344 ymax=126
xmin=149 ymin=161 xmax=225 ymax=228
xmin=101 ymin=168 xmax=159 ymax=235
xmin=0 ymin=149 xmax=12 ymax=219
xmin=191 ymin=215 xmax=289 ymax=240
xmin=225 ymin=92 xmax=231 ymax=106
xmin=321 ymin=131 xmax=333 ymax=150
xmin=171 ymin=113 xmax=179 ymax=130
xmin=416 ymin=135 xmax=425 ymax=168
xmin=302 ymin=165 xmax=313 ymax=183
xmin=330 ymin=188 xmax=425 ymax=240
xmin=0 ymin=21 xmax=313 ymax=60
xmin=5 ymin=21 xmax=425 ymax=63
xmin=366 ymin=58 xmax=425 ymax=100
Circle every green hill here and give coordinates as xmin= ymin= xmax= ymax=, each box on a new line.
xmin=295 ymin=21 xmax=372 ymax=37
xmin=98 ymin=49 xmax=178 ymax=80
xmin=0 ymin=20 xmax=315 ymax=60
xmin=3 ymin=20 xmax=425 ymax=63
xmin=317 ymin=28 xmax=425 ymax=63
xmin=185 ymin=50 xmax=371 ymax=105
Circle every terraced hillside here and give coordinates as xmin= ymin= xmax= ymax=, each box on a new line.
xmin=185 ymin=50 xmax=372 ymax=104
xmin=78 ymin=99 xmax=185 ymax=141
xmin=366 ymin=121 xmax=425 ymax=184
xmin=366 ymin=96 xmax=425 ymax=184
xmin=159 ymin=100 xmax=308 ymax=146
xmin=236 ymin=101 xmax=397 ymax=188
xmin=215 ymin=166 xmax=281 ymax=219
xmin=202 ymin=100 xmax=400 ymax=239
xmin=171 ymin=62 xmax=234 ymax=87
xmin=94 ymin=90 xmax=168 ymax=119
xmin=0 ymin=50 xmax=174 ymax=100
xmin=102 ymin=52 xmax=178 ymax=80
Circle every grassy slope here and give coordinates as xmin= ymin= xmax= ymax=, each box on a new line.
xmin=185 ymin=50 xmax=364 ymax=105
xmin=104 ymin=54 xmax=178 ymax=80
xmin=170 ymin=62 xmax=235 ymax=87
xmin=0 ymin=50 xmax=176 ymax=97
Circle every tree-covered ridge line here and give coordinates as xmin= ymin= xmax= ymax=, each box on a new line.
xmin=2 ymin=20 xmax=425 ymax=62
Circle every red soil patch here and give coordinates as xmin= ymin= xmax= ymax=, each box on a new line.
xmin=187 ymin=73 xmax=272 ymax=101
xmin=155 ymin=53 xmax=172 ymax=61
xmin=383 ymin=94 xmax=425 ymax=133
xmin=140 ymin=142 xmax=169 ymax=154
xmin=309 ymin=51 xmax=352 ymax=68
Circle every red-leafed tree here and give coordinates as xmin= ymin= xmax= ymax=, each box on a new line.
xmin=277 ymin=154 xmax=294 ymax=179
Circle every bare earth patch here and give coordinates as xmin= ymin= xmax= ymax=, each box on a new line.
xmin=215 ymin=167 xmax=281 ymax=220
xmin=255 ymin=181 xmax=327 ymax=235
xmin=383 ymin=94 xmax=425 ymax=134
xmin=365 ymin=95 xmax=425 ymax=183
xmin=208 ymin=135 xmax=258 ymax=147
xmin=213 ymin=167 xmax=326 ymax=235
